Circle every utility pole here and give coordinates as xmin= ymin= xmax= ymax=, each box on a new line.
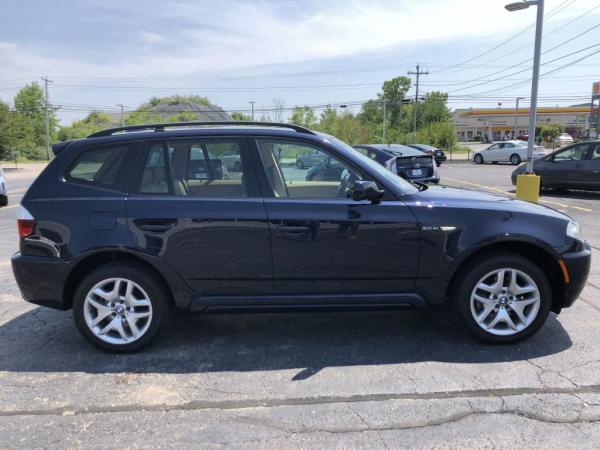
xmin=382 ymin=98 xmax=388 ymax=144
xmin=249 ymin=101 xmax=255 ymax=120
xmin=41 ymin=77 xmax=52 ymax=160
xmin=116 ymin=104 xmax=126 ymax=126
xmin=514 ymin=97 xmax=525 ymax=139
xmin=408 ymin=64 xmax=428 ymax=143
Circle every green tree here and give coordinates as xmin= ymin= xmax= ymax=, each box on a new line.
xmin=417 ymin=92 xmax=452 ymax=127
xmin=536 ymin=123 xmax=563 ymax=142
xmin=13 ymin=83 xmax=57 ymax=159
xmin=380 ymin=76 xmax=412 ymax=127
xmin=317 ymin=107 xmax=338 ymax=134
xmin=231 ymin=112 xmax=252 ymax=121
xmin=290 ymin=106 xmax=317 ymax=128
xmin=58 ymin=111 xmax=116 ymax=141
xmin=332 ymin=112 xmax=368 ymax=145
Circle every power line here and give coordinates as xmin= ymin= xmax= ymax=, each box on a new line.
xmin=433 ymin=0 xmax=576 ymax=74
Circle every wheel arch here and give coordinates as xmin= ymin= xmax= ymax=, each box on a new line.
xmin=63 ymin=250 xmax=190 ymax=310
xmin=445 ymin=241 xmax=566 ymax=313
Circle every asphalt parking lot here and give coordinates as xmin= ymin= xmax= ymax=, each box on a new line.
xmin=0 ymin=162 xmax=599 ymax=448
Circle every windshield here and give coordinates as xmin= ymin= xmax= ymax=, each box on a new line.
xmin=318 ymin=132 xmax=419 ymax=194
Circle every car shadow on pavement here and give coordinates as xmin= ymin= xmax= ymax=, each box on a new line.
xmin=0 ymin=306 xmax=572 ymax=379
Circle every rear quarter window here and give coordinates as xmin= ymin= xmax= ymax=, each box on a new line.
xmin=67 ymin=144 xmax=128 ymax=189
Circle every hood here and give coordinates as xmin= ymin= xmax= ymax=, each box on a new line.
xmin=414 ymin=185 xmax=570 ymax=221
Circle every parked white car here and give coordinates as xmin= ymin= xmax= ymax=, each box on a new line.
xmin=0 ymin=167 xmax=7 ymax=207
xmin=554 ymin=133 xmax=574 ymax=145
xmin=473 ymin=141 xmax=548 ymax=165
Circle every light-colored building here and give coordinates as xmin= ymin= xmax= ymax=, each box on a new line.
xmin=453 ymin=104 xmax=592 ymax=142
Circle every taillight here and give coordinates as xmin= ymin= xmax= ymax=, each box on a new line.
xmin=17 ymin=205 xmax=34 ymax=239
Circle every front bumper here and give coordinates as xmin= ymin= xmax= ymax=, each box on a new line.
xmin=11 ymin=252 xmax=71 ymax=310
xmin=560 ymin=241 xmax=591 ymax=309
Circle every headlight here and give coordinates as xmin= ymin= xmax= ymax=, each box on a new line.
xmin=566 ymin=221 xmax=583 ymax=241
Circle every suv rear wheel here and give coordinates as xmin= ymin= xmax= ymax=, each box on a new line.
xmin=73 ymin=262 xmax=168 ymax=352
xmin=453 ymin=253 xmax=551 ymax=344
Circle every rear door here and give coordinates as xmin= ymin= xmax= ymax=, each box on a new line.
xmin=126 ymin=137 xmax=272 ymax=297
xmin=582 ymin=142 xmax=600 ymax=188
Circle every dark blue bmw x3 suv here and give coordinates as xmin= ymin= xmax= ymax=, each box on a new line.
xmin=11 ymin=122 xmax=591 ymax=352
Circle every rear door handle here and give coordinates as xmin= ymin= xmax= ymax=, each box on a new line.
xmin=139 ymin=223 xmax=172 ymax=232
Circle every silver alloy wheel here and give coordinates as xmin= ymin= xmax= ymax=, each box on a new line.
xmin=470 ymin=268 xmax=540 ymax=336
xmin=83 ymin=277 xmax=153 ymax=345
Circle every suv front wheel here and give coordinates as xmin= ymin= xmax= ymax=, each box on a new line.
xmin=453 ymin=253 xmax=551 ymax=344
xmin=73 ymin=262 xmax=168 ymax=352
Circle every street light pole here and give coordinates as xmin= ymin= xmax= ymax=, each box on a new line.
xmin=382 ymin=98 xmax=388 ymax=144
xmin=514 ymin=97 xmax=525 ymax=139
xmin=526 ymin=0 xmax=544 ymax=173
xmin=506 ymin=0 xmax=544 ymax=173
xmin=116 ymin=104 xmax=125 ymax=127
xmin=41 ymin=77 xmax=51 ymax=160
xmin=249 ymin=101 xmax=255 ymax=120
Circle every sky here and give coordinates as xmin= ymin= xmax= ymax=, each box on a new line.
xmin=1 ymin=0 xmax=599 ymax=125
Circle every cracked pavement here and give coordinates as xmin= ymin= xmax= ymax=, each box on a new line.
xmin=0 ymin=163 xmax=599 ymax=448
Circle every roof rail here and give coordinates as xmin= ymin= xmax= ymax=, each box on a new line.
xmin=87 ymin=121 xmax=315 ymax=138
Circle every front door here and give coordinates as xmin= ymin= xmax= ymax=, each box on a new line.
xmin=253 ymin=138 xmax=419 ymax=295
xmin=126 ymin=137 xmax=272 ymax=297
xmin=543 ymin=143 xmax=591 ymax=188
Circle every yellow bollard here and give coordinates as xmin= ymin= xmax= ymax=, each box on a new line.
xmin=516 ymin=174 xmax=541 ymax=203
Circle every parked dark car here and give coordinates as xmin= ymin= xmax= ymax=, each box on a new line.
xmin=511 ymin=140 xmax=600 ymax=190
xmin=354 ymin=144 xmax=439 ymax=184
xmin=295 ymin=149 xmax=328 ymax=169
xmin=407 ymin=144 xmax=447 ymax=166
xmin=305 ymin=157 xmax=345 ymax=181
xmin=12 ymin=122 xmax=590 ymax=352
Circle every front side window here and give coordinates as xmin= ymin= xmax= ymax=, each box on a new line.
xmin=67 ymin=144 xmax=128 ymax=188
xmin=256 ymin=139 xmax=362 ymax=199
xmin=553 ymin=144 xmax=591 ymax=162
xmin=138 ymin=139 xmax=249 ymax=197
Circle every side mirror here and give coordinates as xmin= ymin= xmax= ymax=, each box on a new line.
xmin=351 ymin=180 xmax=384 ymax=203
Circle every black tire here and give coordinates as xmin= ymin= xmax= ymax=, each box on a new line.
xmin=73 ymin=262 xmax=169 ymax=352
xmin=452 ymin=252 xmax=551 ymax=344
xmin=510 ymin=154 xmax=521 ymax=165
xmin=234 ymin=161 xmax=242 ymax=172
xmin=474 ymin=154 xmax=484 ymax=164
xmin=296 ymin=160 xmax=304 ymax=169
xmin=0 ymin=195 xmax=7 ymax=207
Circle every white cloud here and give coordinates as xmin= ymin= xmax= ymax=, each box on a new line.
xmin=140 ymin=31 xmax=166 ymax=45
xmin=0 ymin=41 xmax=17 ymax=50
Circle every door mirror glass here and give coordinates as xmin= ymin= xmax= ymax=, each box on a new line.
xmin=351 ymin=180 xmax=384 ymax=202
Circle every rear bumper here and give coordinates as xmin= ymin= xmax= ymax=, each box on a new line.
xmin=560 ymin=242 xmax=591 ymax=309
xmin=11 ymin=252 xmax=70 ymax=310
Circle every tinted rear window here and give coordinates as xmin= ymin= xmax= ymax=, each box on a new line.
xmin=67 ymin=144 xmax=128 ymax=188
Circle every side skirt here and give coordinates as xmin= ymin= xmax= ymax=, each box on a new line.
xmin=189 ymin=293 xmax=429 ymax=313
